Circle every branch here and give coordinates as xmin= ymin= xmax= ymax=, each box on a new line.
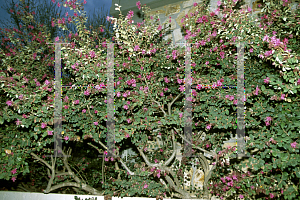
xmin=87 ymin=104 xmax=93 ymax=118
xmin=173 ymin=127 xmax=216 ymax=157
xmin=167 ymin=92 xmax=184 ymax=116
xmin=30 ymin=152 xmax=52 ymax=169
xmin=160 ymin=165 xmax=181 ymax=189
xmin=93 ymin=139 xmax=136 ymax=176
xmin=164 ymin=174 xmax=191 ymax=199
xmin=143 ymin=74 xmax=167 ymax=117
xmin=44 ymin=181 xmax=102 ymax=195
xmin=135 ymin=128 xmax=177 ymax=167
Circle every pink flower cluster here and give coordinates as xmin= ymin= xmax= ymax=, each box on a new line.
xmin=254 ymin=85 xmax=260 ymax=95
xmin=126 ymin=79 xmax=136 ymax=87
xmin=265 ymin=116 xmax=272 ymax=126
xmin=264 ymin=77 xmax=270 ymax=84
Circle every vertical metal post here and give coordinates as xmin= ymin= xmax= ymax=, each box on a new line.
xmin=184 ymin=43 xmax=193 ymax=157
xmin=106 ymin=43 xmax=115 ymax=157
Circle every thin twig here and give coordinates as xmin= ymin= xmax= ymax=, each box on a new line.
xmin=143 ymin=74 xmax=167 ymax=117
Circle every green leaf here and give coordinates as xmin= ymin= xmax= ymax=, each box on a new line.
xmin=225 ymin=109 xmax=229 ymax=115
xmin=0 ymin=117 xmax=3 ymax=124
xmin=296 ymin=171 xmax=300 ymax=178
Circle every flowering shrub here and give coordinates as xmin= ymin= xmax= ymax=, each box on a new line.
xmin=181 ymin=0 xmax=300 ymax=199
xmin=0 ymin=0 xmax=299 ymax=199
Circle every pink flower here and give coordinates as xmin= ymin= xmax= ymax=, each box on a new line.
xmin=64 ymin=136 xmax=69 ymax=141
xmin=127 ymin=118 xmax=131 ymax=123
xmin=64 ymin=105 xmax=69 ymax=109
xmin=263 ymin=35 xmax=269 ymax=42
xmin=227 ymin=181 xmax=234 ymax=186
xmin=297 ymin=79 xmax=300 ymax=85
xmin=154 ymin=159 xmax=158 ymax=163
xmin=220 ymin=51 xmax=225 ymax=59
xmin=160 ymin=92 xmax=164 ymax=96
xmin=172 ymin=50 xmax=178 ymax=59
xmin=270 ymin=193 xmax=275 ymax=198
xmin=144 ymin=184 xmax=148 ymax=189
xmin=205 ymin=61 xmax=209 ymax=65
xmin=157 ymin=25 xmax=162 ymax=31
xmin=206 ymin=124 xmax=211 ymax=130
xmin=192 ymin=90 xmax=197 ymax=96
xmin=6 ymin=100 xmax=13 ymax=106
xmin=265 ymin=121 xmax=270 ymax=126
xmin=124 ymin=105 xmax=129 ymax=110
xmin=232 ymin=175 xmax=238 ymax=180
xmin=84 ymin=90 xmax=90 ymax=96
xmin=74 ymin=12 xmax=78 ymax=17
xmin=251 ymin=186 xmax=255 ymax=189
xmin=11 ymin=177 xmax=16 ymax=182
xmin=177 ymin=79 xmax=182 ymax=84
xmin=179 ymin=85 xmax=185 ymax=92
xmin=281 ymin=94 xmax=285 ymax=100
xmin=82 ymin=109 xmax=86 ymax=113
xmin=265 ymin=117 xmax=272 ymax=122
xmin=89 ymin=50 xmax=95 ymax=58
xmin=291 ymin=141 xmax=297 ymax=148
xmin=22 ymin=114 xmax=27 ymax=119
xmin=250 ymin=48 xmax=253 ymax=52
xmin=194 ymin=2 xmax=198 ymax=6
xmin=157 ymin=173 xmax=161 ymax=178
xmin=105 ymin=157 xmax=109 ymax=161
xmin=217 ymin=80 xmax=223 ymax=86
xmin=44 ymin=80 xmax=50 ymax=85
xmin=94 ymin=122 xmax=98 ymax=126
xmin=136 ymin=1 xmax=142 ymax=9
xmin=48 ymin=130 xmax=53 ymax=135
xmin=83 ymin=0 xmax=87 ymax=4
xmin=179 ymin=113 xmax=183 ymax=118
xmin=11 ymin=168 xmax=17 ymax=174
xmin=14 ymin=118 xmax=21 ymax=125
xmin=55 ymin=36 xmax=59 ymax=42
xmin=254 ymin=85 xmax=260 ymax=95
xmin=74 ymin=100 xmax=79 ymax=104
xmin=264 ymin=77 xmax=270 ymax=84
xmin=239 ymin=195 xmax=244 ymax=199
xmin=134 ymin=45 xmax=140 ymax=51
xmin=57 ymin=2 xmax=60 ymax=7
xmin=221 ymin=177 xmax=226 ymax=183
xmin=41 ymin=123 xmax=47 ymax=129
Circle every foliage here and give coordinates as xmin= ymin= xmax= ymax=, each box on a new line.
xmin=182 ymin=0 xmax=300 ymax=199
